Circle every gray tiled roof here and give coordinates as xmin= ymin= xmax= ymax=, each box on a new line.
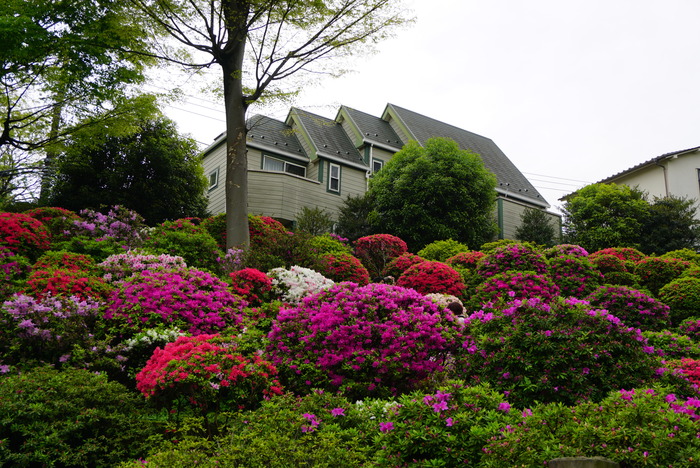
xmin=386 ymin=104 xmax=548 ymax=207
xmin=291 ymin=108 xmax=365 ymax=166
xmin=340 ymin=106 xmax=404 ymax=150
xmin=246 ymin=114 xmax=307 ymax=159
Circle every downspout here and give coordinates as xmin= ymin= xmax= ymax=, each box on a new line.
xmin=655 ymin=158 xmax=670 ymax=197
xmin=366 ymin=144 xmax=373 ymax=191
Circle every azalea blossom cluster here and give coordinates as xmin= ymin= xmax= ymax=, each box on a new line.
xmin=0 ymin=212 xmax=51 ymax=258
xmin=315 ymin=252 xmax=370 ymax=285
xmin=73 ymin=206 xmax=145 ymax=247
xmin=476 ymin=243 xmax=549 ymax=278
xmin=98 ymin=251 xmax=188 ymax=282
xmin=229 ymin=268 xmax=273 ymax=306
xmin=585 ymin=285 xmax=671 ymax=331
xmin=396 ymin=260 xmax=465 ymax=296
xmin=25 ymin=268 xmax=112 ymax=300
xmin=267 ymin=265 xmax=334 ymax=304
xmin=546 ymin=254 xmax=602 ymax=297
xmin=473 ymin=271 xmax=560 ymax=306
xmin=267 ymin=282 xmax=464 ymax=398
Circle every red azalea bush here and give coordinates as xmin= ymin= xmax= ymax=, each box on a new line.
xmin=315 ymin=252 xmax=370 ymax=285
xmin=104 ymin=268 xmax=247 ymax=335
xmin=585 ymin=285 xmax=671 ymax=331
xmin=33 ymin=251 xmax=96 ymax=273
xmin=0 ymin=212 xmax=51 ymax=260
xmin=136 ymin=334 xmax=283 ymax=412
xmin=476 ymin=243 xmax=548 ymax=278
xmin=589 ymin=247 xmax=646 ymax=263
xmin=23 ymin=206 xmax=80 ymax=243
xmin=590 ymin=253 xmax=629 ymax=274
xmin=25 ymin=268 xmax=113 ymax=301
xmin=382 ymin=252 xmax=425 ymax=279
xmin=229 ymin=268 xmax=273 ymax=306
xmin=669 ymin=358 xmax=700 ymax=387
xmin=543 ymin=244 xmax=589 ymax=258
xmin=471 ymin=271 xmax=560 ymax=308
xmin=635 ymin=257 xmax=692 ymax=296
xmin=458 ymin=297 xmax=662 ymax=407
xmin=397 ymin=261 xmax=465 ymax=296
xmin=267 ymin=282 xmax=464 ymax=399
xmin=547 ymin=255 xmax=603 ymax=298
xmin=445 ymin=250 xmax=486 ymax=270
xmin=354 ymin=234 xmax=408 ymax=279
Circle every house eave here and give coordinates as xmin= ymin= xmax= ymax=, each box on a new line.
xmin=316 ymin=151 xmax=369 ymax=171
xmin=496 ymin=188 xmax=550 ymax=209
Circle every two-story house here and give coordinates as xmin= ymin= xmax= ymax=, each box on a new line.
xmin=201 ymin=103 xmax=557 ymax=239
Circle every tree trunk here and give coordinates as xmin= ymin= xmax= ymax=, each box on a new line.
xmin=221 ymin=1 xmax=251 ymax=250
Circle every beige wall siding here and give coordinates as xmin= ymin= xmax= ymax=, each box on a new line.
xmin=611 ymin=166 xmax=666 ymax=199
xmin=386 ymin=115 xmax=412 ymax=144
xmin=370 ymin=146 xmax=397 ymax=169
xmin=667 ymin=155 xmax=700 ymax=203
xmin=201 ymin=142 xmax=227 ymax=215
xmin=499 ymin=198 xmax=561 ymax=241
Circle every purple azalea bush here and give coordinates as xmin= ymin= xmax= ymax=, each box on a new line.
xmin=267 ymin=282 xmax=464 ymax=398
xmin=585 ymin=285 xmax=671 ymax=331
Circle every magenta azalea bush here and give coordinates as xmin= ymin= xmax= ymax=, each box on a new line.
xmin=267 ymin=282 xmax=464 ymax=398
xmin=458 ymin=297 xmax=662 ymax=407
xmin=543 ymin=243 xmax=589 ymax=258
xmin=476 ymin=243 xmax=548 ymax=278
xmin=0 ymin=247 xmax=31 ymax=300
xmin=396 ymin=261 xmax=465 ymax=297
xmin=679 ymin=317 xmax=700 ymax=342
xmin=136 ymin=334 xmax=283 ymax=412
xmin=547 ymin=254 xmax=603 ymax=298
xmin=642 ymin=330 xmax=700 ymax=359
xmin=584 ymin=285 xmax=672 ymax=331
xmin=104 ymin=268 xmax=247 ymax=335
xmin=472 ymin=271 xmax=560 ymax=309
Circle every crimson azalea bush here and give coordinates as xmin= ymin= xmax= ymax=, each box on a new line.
xmin=353 ymin=233 xmax=408 ymax=280
xmin=475 ymin=243 xmax=548 ymax=278
xmin=471 ymin=271 xmax=560 ymax=309
xmin=25 ymin=268 xmax=113 ymax=301
xmin=373 ymin=381 xmax=513 ymax=467
xmin=659 ymin=277 xmax=700 ymax=325
xmin=315 ymin=252 xmax=370 ymax=285
xmin=547 ymin=254 xmax=603 ymax=298
xmin=642 ymin=330 xmax=700 ymax=359
xmin=104 ymin=268 xmax=247 ymax=335
xmin=229 ymin=268 xmax=273 ymax=306
xmin=98 ymin=250 xmax=187 ymax=282
xmin=635 ymin=257 xmax=692 ymax=296
xmin=457 ymin=297 xmax=661 ymax=407
xmin=445 ymin=251 xmax=486 ymax=270
xmin=267 ymin=282 xmax=464 ymax=399
xmin=0 ymin=212 xmax=51 ymax=260
xmin=136 ymin=334 xmax=283 ymax=414
xmin=543 ymin=243 xmax=589 ymax=258
xmin=33 ymin=250 xmax=96 ymax=273
xmin=479 ymin=387 xmax=700 ymax=467
xmin=382 ymin=252 xmax=425 ymax=279
xmin=589 ymin=247 xmax=646 ymax=263
xmin=396 ymin=261 xmax=465 ymax=296
xmin=584 ymin=285 xmax=671 ymax=331
xmin=669 ymin=358 xmax=700 ymax=388
xmin=23 ymin=206 xmax=80 ymax=243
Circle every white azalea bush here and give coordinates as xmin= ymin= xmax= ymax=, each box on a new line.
xmin=267 ymin=265 xmax=334 ymax=304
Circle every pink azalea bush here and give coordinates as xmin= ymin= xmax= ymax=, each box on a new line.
xmin=584 ymin=285 xmax=671 ymax=331
xmin=98 ymin=250 xmax=188 ymax=282
xmin=471 ymin=271 xmax=560 ymax=308
xmin=543 ymin=243 xmax=589 ymax=258
xmin=679 ymin=317 xmax=700 ymax=342
xmin=267 ymin=282 xmax=464 ymax=398
xmin=72 ymin=206 xmax=146 ymax=248
xmin=136 ymin=334 xmax=283 ymax=412
xmin=396 ymin=261 xmax=465 ymax=296
xmin=669 ymin=358 xmax=700 ymax=388
xmin=104 ymin=268 xmax=247 ymax=335
xmin=476 ymin=243 xmax=548 ymax=278
xmin=354 ymin=234 xmax=408 ymax=279
xmin=589 ymin=247 xmax=646 ymax=263
xmin=458 ymin=297 xmax=662 ymax=407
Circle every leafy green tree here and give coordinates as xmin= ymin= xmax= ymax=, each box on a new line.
xmin=640 ymin=195 xmax=700 ymax=255
xmin=48 ymin=116 xmax=208 ymax=225
xmin=514 ymin=207 xmax=559 ymax=247
xmin=128 ymin=0 xmax=410 ymax=248
xmin=562 ymin=183 xmax=649 ymax=252
xmin=369 ymin=137 xmax=498 ymax=251
xmin=335 ymin=193 xmax=376 ymax=242
xmin=294 ymin=206 xmax=334 ymax=236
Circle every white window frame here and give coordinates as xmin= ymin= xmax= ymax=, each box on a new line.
xmin=372 ymin=158 xmax=384 ymax=174
xmin=328 ymin=163 xmax=341 ymax=193
xmin=208 ymin=167 xmax=219 ymax=191
xmin=263 ymin=154 xmax=306 ymax=177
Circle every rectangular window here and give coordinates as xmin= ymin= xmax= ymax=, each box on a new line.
xmin=372 ymin=158 xmax=384 ymax=174
xmin=263 ymin=155 xmax=306 ymax=177
xmin=328 ymin=163 xmax=340 ymax=193
xmin=208 ymin=167 xmax=219 ymax=190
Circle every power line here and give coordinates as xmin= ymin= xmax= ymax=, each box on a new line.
xmin=522 ymin=171 xmax=592 ymax=184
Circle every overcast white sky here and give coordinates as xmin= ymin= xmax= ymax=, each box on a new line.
xmin=163 ymin=0 xmax=700 ymax=213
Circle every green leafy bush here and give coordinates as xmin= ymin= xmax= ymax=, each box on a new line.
xmin=0 ymin=366 xmax=157 ymax=467
xmin=307 ymin=233 xmax=352 ymax=255
xmin=0 ymin=248 xmax=31 ymax=300
xmin=416 ymin=239 xmax=470 ymax=262
xmin=659 ymin=276 xmax=700 ymax=325
xmin=294 ymin=206 xmax=334 ymax=235
xmin=635 ymin=256 xmax=692 ymax=296
xmin=52 ymin=235 xmax=125 ymax=262
xmin=145 ymin=219 xmax=221 ymax=271
xmin=23 ymin=206 xmax=80 ymax=244
xmin=662 ymin=248 xmax=700 ymax=265
xmin=642 ymin=330 xmax=700 ymax=359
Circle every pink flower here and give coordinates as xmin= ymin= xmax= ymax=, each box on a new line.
xmin=330 ymin=407 xmax=345 ymax=417
xmin=445 ymin=417 xmax=454 ymax=426
xmin=498 ymin=402 xmax=511 ymax=413
xmin=379 ymin=421 xmax=394 ymax=432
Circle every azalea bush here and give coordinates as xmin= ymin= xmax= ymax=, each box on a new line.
xmin=267 ymin=265 xmax=334 ymax=304
xmin=659 ymin=277 xmax=700 ymax=325
xmin=635 ymin=256 xmax=692 ymax=296
xmin=136 ymin=334 xmax=283 ymax=414
xmin=480 ymin=387 xmax=700 ymax=467
xmin=144 ymin=219 xmax=221 ymax=271
xmin=381 ymin=252 xmax=425 ymax=279
xmin=33 ymin=250 xmax=96 ymax=273
xmin=98 ymin=250 xmax=188 ymax=282
xmin=661 ymin=248 xmax=700 ymax=265
xmin=543 ymin=243 xmax=589 ymax=258
xmin=267 ymin=282 xmax=464 ymax=398
xmin=307 ymin=232 xmax=352 ymax=255
xmin=0 ymin=212 xmax=51 ymax=260
xmin=0 ymin=247 xmax=31 ymax=300
xmin=547 ymin=254 xmax=602 ymax=298
xmin=679 ymin=317 xmax=700 ymax=342
xmin=589 ymin=252 xmax=640 ymax=286
xmin=589 ymin=246 xmax=646 ymax=262
xmin=669 ymin=358 xmax=700 ymax=387
xmin=216 ymin=247 xmax=245 ymax=275
xmin=476 ymin=243 xmax=548 ymax=278
xmin=642 ymin=330 xmax=700 ymax=359
xmin=458 ymin=297 xmax=661 ymax=407
xmin=416 ymin=238 xmax=470 ymax=262
xmin=72 ymin=205 xmax=146 ymax=248
xmin=353 ymin=233 xmax=408 ymax=280
xmin=23 ymin=206 xmax=80 ymax=243
xmin=315 ymin=252 xmax=370 ymax=285
xmin=585 ymin=285 xmax=671 ymax=331
xmin=25 ymin=268 xmax=113 ymax=301
xmin=229 ymin=268 xmax=273 ymax=306
xmin=373 ymin=381 xmax=513 ymax=467
xmin=396 ymin=260 xmax=465 ymax=296
xmin=445 ymin=250 xmax=485 ymax=270
xmin=471 ymin=271 xmax=560 ymax=308
xmin=104 ymin=268 xmax=247 ymax=335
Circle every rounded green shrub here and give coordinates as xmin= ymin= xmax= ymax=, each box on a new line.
xmin=659 ymin=276 xmax=700 ymax=325
xmin=661 ymin=248 xmax=700 ymax=265
xmin=307 ymin=233 xmax=352 ymax=255
xmin=416 ymin=239 xmax=470 ymax=262
xmin=0 ymin=366 xmax=157 ymax=467
xmin=635 ymin=257 xmax=692 ymax=296
xmin=642 ymin=330 xmax=700 ymax=359
xmin=145 ymin=219 xmax=222 ymax=271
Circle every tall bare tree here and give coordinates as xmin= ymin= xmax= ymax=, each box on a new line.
xmin=129 ymin=0 xmax=409 ymax=248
